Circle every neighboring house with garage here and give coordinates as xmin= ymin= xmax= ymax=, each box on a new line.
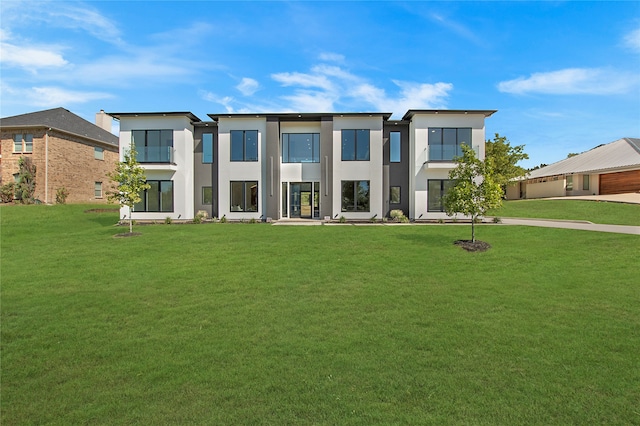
xmin=0 ymin=107 xmax=119 ymax=203
xmin=506 ymin=137 xmax=640 ymax=199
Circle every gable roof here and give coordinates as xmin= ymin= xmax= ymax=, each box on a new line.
xmin=0 ymin=107 xmax=119 ymax=147
xmin=527 ymin=138 xmax=640 ymax=178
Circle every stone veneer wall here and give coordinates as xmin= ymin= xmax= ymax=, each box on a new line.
xmin=0 ymin=128 xmax=118 ymax=203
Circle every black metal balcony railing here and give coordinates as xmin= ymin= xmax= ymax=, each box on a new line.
xmin=136 ymin=146 xmax=174 ymax=163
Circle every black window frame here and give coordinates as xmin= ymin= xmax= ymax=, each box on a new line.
xmin=390 ymin=186 xmax=401 ymax=204
xmin=389 ymin=131 xmax=401 ymax=163
xmin=131 ymin=129 xmax=174 ymax=163
xmin=341 ymin=180 xmax=370 ymax=212
xmin=341 ymin=129 xmax=370 ymax=161
xmin=135 ymin=180 xmax=174 ymax=212
xmin=282 ymin=133 xmax=320 ymax=163
xmin=427 ymin=128 xmax=471 ymax=161
xmin=230 ymin=130 xmax=258 ymax=162
xmin=230 ymin=181 xmax=258 ymax=212
xmin=202 ymin=133 xmax=213 ymax=163
xmin=427 ymin=179 xmax=456 ymax=212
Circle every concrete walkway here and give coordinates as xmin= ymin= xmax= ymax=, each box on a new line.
xmin=498 ymin=218 xmax=640 ymax=235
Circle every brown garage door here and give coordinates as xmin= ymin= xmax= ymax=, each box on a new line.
xmin=599 ymin=170 xmax=640 ymax=194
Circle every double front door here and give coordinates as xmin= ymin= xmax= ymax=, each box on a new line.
xmin=285 ymin=182 xmax=320 ymax=218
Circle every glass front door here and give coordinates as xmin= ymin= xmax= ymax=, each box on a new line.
xmin=287 ymin=182 xmax=319 ymax=219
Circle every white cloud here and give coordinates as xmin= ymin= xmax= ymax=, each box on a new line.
xmin=497 ymin=68 xmax=638 ymax=95
xmin=318 ymin=52 xmax=345 ymax=62
xmin=624 ymin=28 xmax=640 ymax=52
xmin=0 ymin=42 xmax=68 ymax=69
xmin=199 ymin=90 xmax=236 ymax=113
xmin=271 ymin=64 xmax=453 ymax=115
xmin=236 ymin=78 xmax=259 ymax=96
xmin=23 ymin=86 xmax=113 ymax=107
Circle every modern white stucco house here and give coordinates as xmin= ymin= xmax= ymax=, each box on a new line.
xmin=108 ymin=109 xmax=496 ymax=221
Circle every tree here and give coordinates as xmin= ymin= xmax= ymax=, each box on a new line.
xmin=444 ymin=144 xmax=503 ymax=243
xmin=485 ymin=133 xmax=529 ymax=194
xmin=107 ymin=146 xmax=150 ymax=233
xmin=15 ymin=156 xmax=37 ymax=204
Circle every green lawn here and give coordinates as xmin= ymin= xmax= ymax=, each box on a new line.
xmin=2 ymin=204 xmax=639 ymax=425
xmin=489 ymin=198 xmax=640 ymax=226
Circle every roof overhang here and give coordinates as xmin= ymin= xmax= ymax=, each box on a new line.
xmin=208 ymin=112 xmax=393 ymax=122
xmin=402 ymin=109 xmax=497 ymax=121
xmin=0 ymin=123 xmax=118 ymax=149
xmin=107 ymin=111 xmax=201 ymax=122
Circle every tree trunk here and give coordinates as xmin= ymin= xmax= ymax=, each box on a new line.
xmin=129 ymin=209 xmax=133 ymax=234
xmin=471 ymin=215 xmax=476 ymax=243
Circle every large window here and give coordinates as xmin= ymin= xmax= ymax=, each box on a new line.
xmin=390 ymin=132 xmax=401 ymax=162
xmin=341 ymin=180 xmax=370 ymax=212
xmin=13 ymin=134 xmax=33 ymax=153
xmin=428 ymin=128 xmax=471 ymax=161
xmin=230 ymin=181 xmax=258 ymax=212
xmin=282 ymin=133 xmax=320 ymax=163
xmin=134 ymin=180 xmax=174 ymax=212
xmin=202 ymin=133 xmax=213 ymax=163
xmin=231 ymin=130 xmax=258 ymax=162
xmin=132 ymin=130 xmax=173 ymax=163
xmin=428 ymin=180 xmax=456 ymax=212
xmin=341 ymin=129 xmax=370 ymax=161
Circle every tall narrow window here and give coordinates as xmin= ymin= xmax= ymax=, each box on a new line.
xmin=202 ymin=186 xmax=213 ymax=204
xmin=390 ymin=132 xmax=401 ymax=162
xmin=230 ymin=181 xmax=258 ymax=212
xmin=583 ymin=175 xmax=590 ymax=190
xmin=341 ymin=180 xmax=370 ymax=212
xmin=94 ymin=182 xmax=103 ymax=198
xmin=341 ymin=130 xmax=370 ymax=161
xmin=231 ymin=130 xmax=258 ymax=161
xmin=202 ymin=133 xmax=213 ymax=163
xmin=390 ymin=186 xmax=401 ymax=204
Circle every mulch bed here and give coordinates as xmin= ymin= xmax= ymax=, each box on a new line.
xmin=113 ymin=232 xmax=142 ymax=238
xmin=454 ymin=240 xmax=491 ymax=252
xmin=85 ymin=208 xmax=119 ymax=213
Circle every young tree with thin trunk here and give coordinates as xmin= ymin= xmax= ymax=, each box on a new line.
xmin=485 ymin=133 xmax=529 ymax=195
xmin=107 ymin=146 xmax=150 ymax=234
xmin=444 ymin=144 xmax=503 ymax=243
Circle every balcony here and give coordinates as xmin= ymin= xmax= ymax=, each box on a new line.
xmin=424 ymin=145 xmax=480 ymax=169
xmin=137 ymin=146 xmax=174 ymax=164
xmin=136 ymin=147 xmax=177 ymax=171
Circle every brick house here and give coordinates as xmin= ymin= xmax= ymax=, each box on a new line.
xmin=0 ymin=107 xmax=119 ymax=203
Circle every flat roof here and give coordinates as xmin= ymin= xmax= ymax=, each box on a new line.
xmin=208 ymin=112 xmax=393 ymax=121
xmin=107 ymin=111 xmax=201 ymax=122
xmin=402 ymin=109 xmax=497 ymax=120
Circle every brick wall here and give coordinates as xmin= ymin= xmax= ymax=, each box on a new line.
xmin=0 ymin=127 xmax=118 ymax=203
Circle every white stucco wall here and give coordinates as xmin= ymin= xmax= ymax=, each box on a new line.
xmin=217 ymin=117 xmax=266 ymax=220
xmin=409 ymin=113 xmax=487 ymax=219
xmin=332 ymin=116 xmax=384 ymax=219
xmin=118 ymin=115 xmax=194 ymax=220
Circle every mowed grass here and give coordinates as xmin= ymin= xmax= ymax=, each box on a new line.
xmin=1 ymin=204 xmax=639 ymax=425
xmin=489 ymin=198 xmax=640 ymax=226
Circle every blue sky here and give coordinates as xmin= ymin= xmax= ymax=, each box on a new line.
xmin=1 ymin=1 xmax=638 ymax=168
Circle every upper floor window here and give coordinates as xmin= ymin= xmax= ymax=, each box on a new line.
xmin=390 ymin=132 xmax=401 ymax=162
xmin=231 ymin=130 xmax=258 ymax=162
xmin=132 ymin=130 xmax=173 ymax=163
xmin=13 ymin=134 xmax=33 ymax=153
xmin=94 ymin=147 xmax=104 ymax=160
xmin=282 ymin=133 xmax=320 ymax=163
xmin=202 ymin=133 xmax=213 ymax=163
xmin=428 ymin=128 xmax=471 ymax=161
xmin=341 ymin=129 xmax=370 ymax=161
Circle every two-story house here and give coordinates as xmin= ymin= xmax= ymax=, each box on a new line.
xmin=108 ymin=109 xmax=496 ymax=221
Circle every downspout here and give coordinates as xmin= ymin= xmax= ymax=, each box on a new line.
xmin=45 ymin=128 xmax=50 ymax=204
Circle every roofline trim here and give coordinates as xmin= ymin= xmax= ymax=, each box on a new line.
xmin=402 ymin=109 xmax=498 ymax=120
xmin=207 ymin=112 xmax=393 ymax=121
xmin=0 ymin=124 xmax=118 ymax=148
xmin=107 ymin=112 xmax=201 ymax=122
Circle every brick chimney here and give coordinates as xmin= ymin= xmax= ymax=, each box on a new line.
xmin=95 ymin=110 xmax=112 ymax=132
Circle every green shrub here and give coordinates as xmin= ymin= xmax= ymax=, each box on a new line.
xmin=220 ymin=215 xmax=227 ymax=223
xmin=339 ymin=216 xmax=347 ymax=223
xmin=55 ymin=187 xmax=69 ymax=204
xmin=1 ymin=183 xmax=15 ymax=203
xmin=164 ymin=216 xmax=172 ymax=225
